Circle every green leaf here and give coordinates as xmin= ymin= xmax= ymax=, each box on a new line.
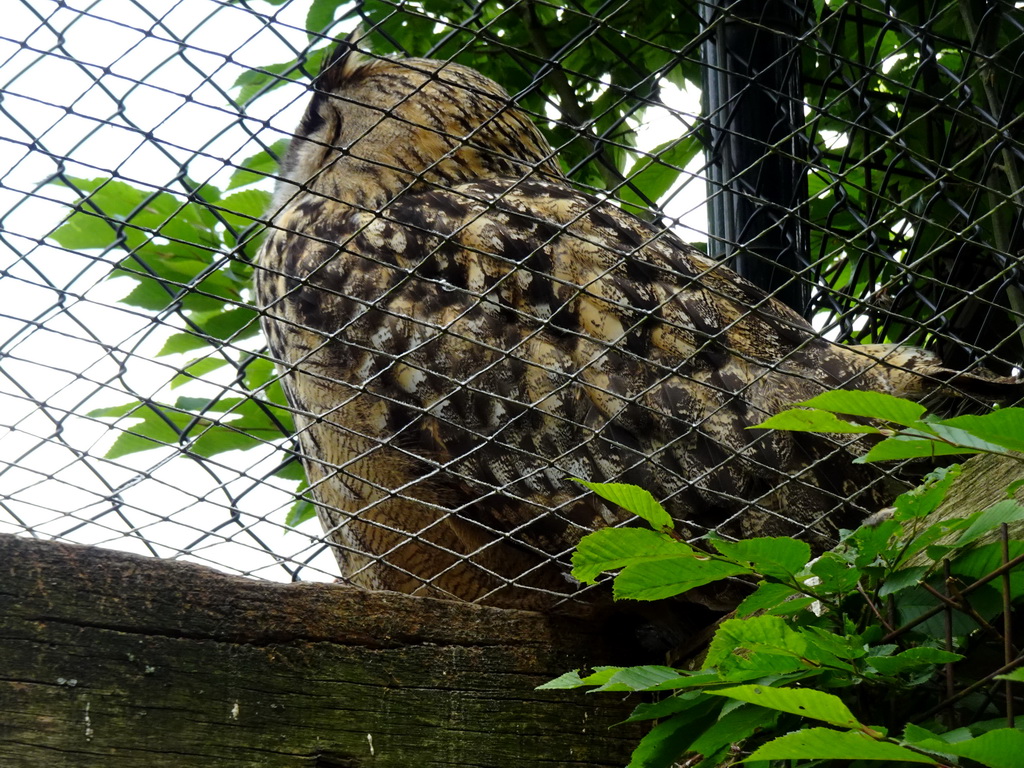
xmin=926 ymin=422 xmax=1016 ymax=454
xmin=571 ymin=527 xmax=689 ymax=583
xmin=709 ymin=536 xmax=811 ymax=580
xmin=275 ymin=460 xmax=307 ymax=482
xmin=49 ymin=178 xmax=149 ymax=250
xmin=64 ymin=181 xmax=219 ymax=250
xmin=200 ymin=306 xmax=261 ymax=341
xmin=707 ymin=685 xmax=864 ymax=729
xmin=753 ymin=408 xmax=882 ymax=434
xmin=188 ymin=425 xmax=267 ymax=457
xmin=891 ymin=580 xmax=987 ymax=639
xmin=801 ymin=626 xmax=865 ymax=662
xmin=956 ymin=499 xmax=1024 ymax=546
xmin=762 ymin=596 xmax=818 ymax=617
xmin=902 ymin=723 xmax=951 ymax=744
xmin=626 ymin=704 xmax=720 ymax=768
xmin=307 ymin=0 xmax=346 ymax=36
xmin=159 ymin=332 xmax=213 ymax=357
xmin=89 ymin=401 xmax=143 ymax=419
xmin=849 ymin=516 xmax=901 ymax=567
xmin=626 ymin=693 xmax=709 ymax=723
xmin=734 ymin=581 xmax=801 ymax=618
xmin=119 ymin=277 xmax=176 ymax=310
xmin=857 ymin=435 xmax=982 ymax=463
xmin=228 ymin=140 xmax=288 ymax=190
xmin=234 ymin=54 xmax=326 ymax=106
xmin=619 ymin=136 xmax=701 ymax=213
xmin=939 ymin=408 xmax=1024 ymax=454
xmin=170 ymin=357 xmax=230 ymax=388
xmin=866 ymin=647 xmax=963 ymax=675
xmin=950 ymin=541 xmax=1024 ymax=586
xmin=102 ymin=409 xmax=185 ymax=458
xmin=748 ymin=727 xmax=937 ymax=763
xmin=878 ymin=566 xmax=928 ymax=597
xmin=573 ymin=480 xmax=673 ymax=529
xmin=285 ymin=498 xmax=316 ymax=526
xmin=157 ymin=307 xmax=260 ymax=356
xmin=104 ymin=430 xmax=175 ymax=458
xmin=117 ymin=252 xmax=216 ymax=293
xmin=612 ymin=556 xmax=750 ymax=601
xmin=704 ymin=615 xmax=816 ymax=678
xmin=796 ymin=390 xmax=928 ymax=426
xmin=893 ymin=465 xmax=961 ymax=520
xmin=94 ymin=392 xmax=288 ymax=460
xmin=243 ymin=356 xmax=286 ymax=393
xmin=51 ymin=208 xmax=122 ymax=250
xmin=686 ymin=704 xmax=779 ymax=761
xmin=909 ymin=729 xmax=1024 ymax=768
xmin=996 ymin=668 xmax=1024 ymax=683
xmin=537 ymin=670 xmax=587 ymax=690
xmin=898 ymin=516 xmax=969 ymax=563
xmin=174 ymin=395 xmax=234 ymax=413
xmin=810 ymin=551 xmax=861 ymax=593
xmin=219 ymin=189 xmax=272 ymax=226
xmin=591 ymin=665 xmax=687 ymax=692
xmin=575 ymin=666 xmax=627 ymax=686
xmin=626 ymin=669 xmax=728 ymax=694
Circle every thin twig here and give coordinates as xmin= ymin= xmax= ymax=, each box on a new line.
xmin=857 ymin=582 xmax=897 ymax=634
xmin=1002 ymin=524 xmax=1015 ymax=727
xmin=883 ymin=550 xmax=1024 ymax=643
xmin=915 ymin=651 xmax=1024 ymax=723
xmin=943 ymin=560 xmax=956 ymax=705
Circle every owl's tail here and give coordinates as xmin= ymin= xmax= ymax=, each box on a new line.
xmin=850 ymin=343 xmax=1024 ymax=411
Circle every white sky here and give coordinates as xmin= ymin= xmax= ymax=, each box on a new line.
xmin=0 ymin=0 xmax=707 ymax=581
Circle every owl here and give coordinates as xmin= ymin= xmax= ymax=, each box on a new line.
xmin=256 ymin=38 xmax=1017 ymax=612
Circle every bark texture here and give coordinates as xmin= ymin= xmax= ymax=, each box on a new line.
xmin=906 ymin=451 xmax=1024 ymax=562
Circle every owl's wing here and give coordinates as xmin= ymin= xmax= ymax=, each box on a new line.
xmin=259 ymin=177 xmax=898 ymax=603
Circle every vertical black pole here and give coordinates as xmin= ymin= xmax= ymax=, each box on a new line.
xmin=701 ymin=0 xmax=811 ymax=316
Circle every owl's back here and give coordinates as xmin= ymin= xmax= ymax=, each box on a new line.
xmin=257 ymin=171 xmax=924 ymax=609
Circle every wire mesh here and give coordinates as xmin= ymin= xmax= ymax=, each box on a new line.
xmin=1 ymin=0 xmax=1022 ymax=618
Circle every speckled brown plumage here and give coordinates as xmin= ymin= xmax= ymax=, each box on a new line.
xmin=256 ymin=40 xmax=1018 ymax=611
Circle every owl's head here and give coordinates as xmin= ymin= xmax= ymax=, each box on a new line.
xmin=270 ymin=36 xmax=563 ymax=212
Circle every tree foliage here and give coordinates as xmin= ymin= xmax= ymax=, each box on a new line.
xmin=547 ymin=392 xmax=1024 ymax=767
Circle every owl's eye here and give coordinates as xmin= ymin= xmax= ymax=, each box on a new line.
xmin=297 ymin=102 xmax=327 ymax=137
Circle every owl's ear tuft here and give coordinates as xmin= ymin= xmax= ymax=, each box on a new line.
xmin=316 ymin=27 xmax=371 ymax=91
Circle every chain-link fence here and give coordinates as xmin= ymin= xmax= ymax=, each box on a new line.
xmin=1 ymin=0 xmax=1022 ymax=610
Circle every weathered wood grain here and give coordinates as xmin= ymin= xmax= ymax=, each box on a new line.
xmin=0 ymin=534 xmax=643 ymax=767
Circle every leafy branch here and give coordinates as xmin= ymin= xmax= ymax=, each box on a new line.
xmin=550 ymin=392 xmax=1024 ymax=767
xmin=755 ymin=390 xmax=1024 ymax=465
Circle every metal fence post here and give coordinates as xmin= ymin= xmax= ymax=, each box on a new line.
xmin=701 ymin=0 xmax=811 ymax=315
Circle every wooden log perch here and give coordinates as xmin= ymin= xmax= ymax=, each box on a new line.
xmin=906 ymin=451 xmax=1024 ymax=562
xmin=0 ymin=534 xmax=644 ymax=767
xmin=6 ymin=455 xmax=1019 ymax=766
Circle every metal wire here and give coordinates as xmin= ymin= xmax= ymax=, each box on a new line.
xmin=1 ymin=0 xmax=1022 ymax=622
